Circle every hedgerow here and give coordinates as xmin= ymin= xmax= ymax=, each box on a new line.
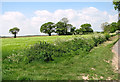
xmin=5 ymin=34 xmax=111 ymax=63
xmin=22 ymin=34 xmax=110 ymax=63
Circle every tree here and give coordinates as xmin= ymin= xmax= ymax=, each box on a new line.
xmin=80 ymin=23 xmax=93 ymax=34
xmin=113 ymin=0 xmax=120 ymax=30
xmin=101 ymin=22 xmax=111 ymax=33
xmin=113 ymin=0 xmax=120 ymax=20
xmin=101 ymin=22 xmax=118 ymax=33
xmin=113 ymin=0 xmax=120 ymax=12
xmin=55 ymin=17 xmax=76 ymax=35
xmin=40 ymin=22 xmax=55 ymax=36
xmin=70 ymin=27 xmax=76 ymax=35
xmin=9 ymin=27 xmax=20 ymax=38
xmin=60 ymin=17 xmax=69 ymax=24
xmin=101 ymin=22 xmax=109 ymax=30
xmin=60 ymin=17 xmax=69 ymax=34
xmin=75 ymin=28 xmax=82 ymax=35
xmin=110 ymin=22 xmax=118 ymax=32
xmin=55 ymin=21 xmax=66 ymax=35
xmin=117 ymin=20 xmax=120 ymax=30
xmin=101 ymin=22 xmax=110 ymax=32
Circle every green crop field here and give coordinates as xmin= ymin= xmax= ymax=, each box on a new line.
xmin=2 ymin=35 xmax=71 ymax=58
xmin=1 ymin=34 xmax=119 ymax=80
xmin=2 ymin=34 xmax=92 ymax=59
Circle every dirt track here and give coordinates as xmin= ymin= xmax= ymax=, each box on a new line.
xmin=112 ymin=35 xmax=120 ymax=73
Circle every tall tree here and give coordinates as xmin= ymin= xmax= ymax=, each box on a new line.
xmin=110 ymin=22 xmax=118 ymax=32
xmin=67 ymin=24 xmax=73 ymax=32
xmin=101 ymin=22 xmax=118 ymax=33
xmin=113 ymin=0 xmax=120 ymax=19
xmin=101 ymin=22 xmax=109 ymax=31
xmin=60 ymin=17 xmax=69 ymax=24
xmin=55 ymin=18 xmax=75 ymax=35
xmin=113 ymin=0 xmax=120 ymax=30
xmin=80 ymin=23 xmax=93 ymax=34
xmin=40 ymin=22 xmax=55 ymax=36
xmin=60 ymin=17 xmax=69 ymax=34
xmin=55 ymin=21 xmax=66 ymax=35
xmin=70 ymin=27 xmax=76 ymax=35
xmin=9 ymin=27 xmax=20 ymax=38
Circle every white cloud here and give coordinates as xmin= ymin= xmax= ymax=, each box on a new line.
xmin=0 ymin=7 xmax=118 ymax=36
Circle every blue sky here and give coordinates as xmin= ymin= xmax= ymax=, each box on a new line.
xmin=0 ymin=2 xmax=118 ymax=36
xmin=2 ymin=2 xmax=117 ymax=17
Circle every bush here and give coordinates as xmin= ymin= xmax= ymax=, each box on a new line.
xmin=104 ymin=33 xmax=110 ymax=40
xmin=25 ymin=41 xmax=65 ymax=62
xmin=23 ymin=34 xmax=108 ymax=63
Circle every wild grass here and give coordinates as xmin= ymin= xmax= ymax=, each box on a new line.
xmin=2 ymin=33 xmax=118 ymax=80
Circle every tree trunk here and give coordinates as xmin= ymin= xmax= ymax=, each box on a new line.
xmin=48 ymin=33 xmax=51 ymax=36
xmin=14 ymin=33 xmax=16 ymax=38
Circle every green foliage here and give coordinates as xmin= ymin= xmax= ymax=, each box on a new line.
xmin=113 ymin=0 xmax=120 ymax=11
xmin=75 ymin=28 xmax=82 ymax=35
xmin=9 ymin=27 xmax=20 ymax=38
xmin=24 ymin=34 xmax=108 ymax=63
xmin=70 ymin=27 xmax=76 ymax=35
xmin=101 ymin=22 xmax=118 ymax=33
xmin=117 ymin=20 xmax=120 ymax=30
xmin=80 ymin=23 xmax=93 ymax=34
xmin=60 ymin=17 xmax=69 ymax=24
xmin=55 ymin=18 xmax=76 ymax=35
xmin=40 ymin=22 xmax=55 ymax=36
xmin=104 ymin=33 xmax=111 ymax=40
xmin=2 ymin=34 xmax=118 ymax=80
xmin=110 ymin=22 xmax=118 ymax=33
xmin=55 ymin=21 xmax=66 ymax=35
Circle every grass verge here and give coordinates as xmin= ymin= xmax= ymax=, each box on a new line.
xmin=2 ymin=35 xmax=119 ymax=80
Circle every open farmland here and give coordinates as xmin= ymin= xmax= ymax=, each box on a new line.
xmin=2 ymin=35 xmax=73 ymax=58
xmin=2 ymin=34 xmax=119 ymax=80
xmin=2 ymin=34 xmax=92 ymax=59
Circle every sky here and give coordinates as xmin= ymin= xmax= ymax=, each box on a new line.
xmin=0 ymin=1 xmax=118 ymax=36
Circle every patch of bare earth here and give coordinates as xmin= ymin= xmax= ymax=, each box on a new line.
xmin=103 ymin=35 xmax=118 ymax=46
xmin=112 ymin=50 xmax=118 ymax=73
xmin=82 ymin=75 xmax=89 ymax=80
xmin=112 ymin=40 xmax=119 ymax=73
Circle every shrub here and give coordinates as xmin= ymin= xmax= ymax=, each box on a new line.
xmin=104 ymin=33 xmax=110 ymax=40
xmin=23 ymin=34 xmax=108 ymax=63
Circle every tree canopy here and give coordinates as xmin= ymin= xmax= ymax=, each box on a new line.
xmin=101 ymin=22 xmax=118 ymax=33
xmin=55 ymin=21 xmax=66 ymax=35
xmin=55 ymin=18 xmax=75 ymax=35
xmin=40 ymin=22 xmax=55 ymax=36
xmin=113 ymin=0 xmax=120 ymax=11
xmin=40 ymin=18 xmax=94 ymax=36
xmin=60 ymin=17 xmax=69 ymax=24
xmin=9 ymin=27 xmax=20 ymax=38
xmin=75 ymin=28 xmax=82 ymax=35
xmin=80 ymin=23 xmax=93 ymax=34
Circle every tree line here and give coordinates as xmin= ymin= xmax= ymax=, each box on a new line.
xmin=9 ymin=0 xmax=120 ymax=38
xmin=40 ymin=17 xmax=93 ymax=36
xmin=9 ymin=17 xmax=93 ymax=38
xmin=101 ymin=21 xmax=120 ymax=33
xmin=9 ymin=17 xmax=119 ymax=38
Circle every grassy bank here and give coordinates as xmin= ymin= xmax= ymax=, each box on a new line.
xmin=2 ymin=34 xmax=118 ymax=80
